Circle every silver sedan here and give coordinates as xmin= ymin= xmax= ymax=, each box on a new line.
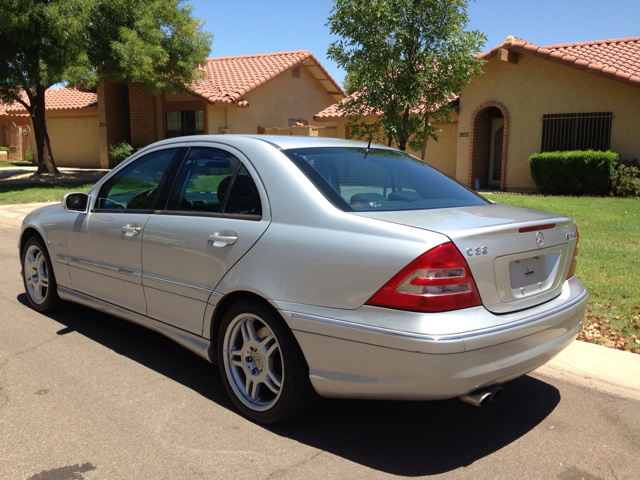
xmin=19 ymin=136 xmax=587 ymax=423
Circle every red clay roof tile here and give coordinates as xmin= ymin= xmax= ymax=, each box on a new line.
xmin=2 ymin=88 xmax=97 ymax=114
xmin=190 ymin=50 xmax=344 ymax=105
xmin=480 ymin=35 xmax=640 ymax=88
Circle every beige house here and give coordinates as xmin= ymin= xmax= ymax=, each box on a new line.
xmin=1 ymin=50 xmax=344 ymax=168
xmin=316 ymin=35 xmax=640 ymax=191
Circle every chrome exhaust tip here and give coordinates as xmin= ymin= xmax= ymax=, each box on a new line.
xmin=459 ymin=385 xmax=503 ymax=407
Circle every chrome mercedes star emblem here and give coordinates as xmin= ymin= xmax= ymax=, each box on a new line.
xmin=535 ymin=231 xmax=545 ymax=248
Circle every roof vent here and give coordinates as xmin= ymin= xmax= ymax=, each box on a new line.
xmin=292 ymin=65 xmax=301 ymax=78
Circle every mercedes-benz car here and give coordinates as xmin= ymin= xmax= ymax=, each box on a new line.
xmin=19 ymin=136 xmax=587 ymax=423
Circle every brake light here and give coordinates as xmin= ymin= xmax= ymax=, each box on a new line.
xmin=366 ymin=242 xmax=482 ymax=312
xmin=567 ymin=225 xmax=579 ymax=279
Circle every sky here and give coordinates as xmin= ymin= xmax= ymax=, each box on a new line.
xmin=190 ymin=0 xmax=640 ymax=87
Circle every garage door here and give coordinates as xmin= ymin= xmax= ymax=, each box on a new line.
xmin=423 ymin=121 xmax=458 ymax=177
xmin=47 ymin=116 xmax=100 ymax=168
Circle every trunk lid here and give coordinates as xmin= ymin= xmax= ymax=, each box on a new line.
xmin=356 ymin=203 xmax=578 ymax=314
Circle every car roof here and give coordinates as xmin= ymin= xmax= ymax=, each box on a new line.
xmin=144 ymin=134 xmax=398 ymax=153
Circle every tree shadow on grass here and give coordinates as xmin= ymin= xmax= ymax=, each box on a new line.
xmin=19 ymin=293 xmax=561 ymax=477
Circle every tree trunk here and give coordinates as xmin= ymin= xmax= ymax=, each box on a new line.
xmin=30 ymin=86 xmax=59 ymax=175
xmin=421 ymin=111 xmax=430 ymax=161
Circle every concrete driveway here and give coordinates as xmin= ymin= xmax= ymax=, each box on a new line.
xmin=1 ymin=225 xmax=639 ymax=480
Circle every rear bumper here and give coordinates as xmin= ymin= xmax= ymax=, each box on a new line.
xmin=277 ymin=276 xmax=587 ymax=400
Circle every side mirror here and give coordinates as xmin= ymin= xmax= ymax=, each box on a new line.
xmin=62 ymin=192 xmax=89 ymax=213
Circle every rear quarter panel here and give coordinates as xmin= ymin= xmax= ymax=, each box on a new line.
xmin=212 ymin=141 xmax=449 ymax=309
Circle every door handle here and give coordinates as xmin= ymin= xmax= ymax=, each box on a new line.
xmin=208 ymin=231 xmax=238 ymax=247
xmin=121 ymin=224 xmax=142 ymax=236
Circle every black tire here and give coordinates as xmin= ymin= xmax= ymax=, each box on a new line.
xmin=217 ymin=300 xmax=319 ymax=423
xmin=22 ymin=236 xmax=62 ymax=312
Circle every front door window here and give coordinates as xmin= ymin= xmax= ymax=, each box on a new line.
xmin=166 ymin=110 xmax=204 ymax=138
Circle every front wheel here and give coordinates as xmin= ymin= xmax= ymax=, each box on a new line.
xmin=217 ymin=300 xmax=319 ymax=423
xmin=22 ymin=237 xmax=62 ymax=312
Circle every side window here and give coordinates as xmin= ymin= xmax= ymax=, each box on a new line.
xmin=96 ymin=148 xmax=178 ymax=210
xmin=167 ymin=147 xmax=239 ymax=213
xmin=168 ymin=147 xmax=261 ymax=217
xmin=224 ymin=165 xmax=262 ymax=216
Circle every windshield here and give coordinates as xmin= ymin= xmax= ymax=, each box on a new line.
xmin=283 ymin=147 xmax=488 ymax=212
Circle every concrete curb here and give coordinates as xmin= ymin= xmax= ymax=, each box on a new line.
xmin=535 ymin=338 xmax=640 ymax=402
xmin=2 ymin=203 xmax=639 ymax=402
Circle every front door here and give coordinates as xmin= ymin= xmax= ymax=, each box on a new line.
xmin=66 ymin=147 xmax=181 ymax=314
xmin=141 ymin=146 xmax=270 ymax=335
xmin=488 ymin=117 xmax=504 ymax=187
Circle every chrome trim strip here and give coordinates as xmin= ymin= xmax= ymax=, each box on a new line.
xmin=56 ymin=254 xmax=68 ymax=265
xmin=285 ymin=290 xmax=588 ymax=342
xmin=66 ymin=256 xmax=142 ymax=278
xmin=142 ymin=273 xmax=211 ymax=293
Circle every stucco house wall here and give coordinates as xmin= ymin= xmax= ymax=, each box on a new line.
xmin=457 ymin=52 xmax=640 ymax=190
xmin=214 ymin=63 xmax=337 ymax=134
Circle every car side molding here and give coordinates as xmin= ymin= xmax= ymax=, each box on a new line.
xmin=57 ymin=286 xmax=212 ymax=362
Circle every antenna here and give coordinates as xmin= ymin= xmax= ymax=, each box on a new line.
xmin=364 ymin=137 xmax=372 ymax=159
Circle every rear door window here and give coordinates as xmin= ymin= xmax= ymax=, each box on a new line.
xmin=283 ymin=147 xmax=487 ymax=211
xmin=167 ymin=147 xmax=262 ymax=217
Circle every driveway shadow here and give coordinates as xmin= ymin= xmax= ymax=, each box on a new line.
xmin=19 ymin=294 xmax=561 ymax=477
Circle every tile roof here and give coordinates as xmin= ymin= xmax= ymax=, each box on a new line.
xmin=480 ymin=35 xmax=640 ymax=88
xmin=314 ymin=91 xmax=459 ymax=121
xmin=2 ymin=88 xmax=97 ymax=114
xmin=191 ymin=50 xmax=345 ymax=105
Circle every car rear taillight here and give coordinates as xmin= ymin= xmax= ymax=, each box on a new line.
xmin=566 ymin=225 xmax=579 ymax=279
xmin=366 ymin=242 xmax=482 ymax=313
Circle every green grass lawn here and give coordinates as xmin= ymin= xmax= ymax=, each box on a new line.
xmin=0 ymin=183 xmax=95 ymax=205
xmin=486 ymin=193 xmax=640 ymax=353
xmin=0 ymin=161 xmax=34 ymax=168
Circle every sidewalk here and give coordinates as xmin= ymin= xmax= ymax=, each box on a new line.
xmin=0 ymin=201 xmax=57 ymax=227
xmin=1 ymin=202 xmax=639 ymax=402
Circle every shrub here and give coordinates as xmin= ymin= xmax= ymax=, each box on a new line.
xmin=109 ymin=142 xmax=138 ymax=166
xmin=611 ymin=161 xmax=640 ymax=198
xmin=0 ymin=146 xmax=10 ymax=153
xmin=528 ymin=150 xmax=618 ymax=196
xmin=25 ymin=150 xmax=34 ymax=162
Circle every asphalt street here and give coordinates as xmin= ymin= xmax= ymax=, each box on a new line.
xmin=1 ymin=225 xmax=639 ymax=480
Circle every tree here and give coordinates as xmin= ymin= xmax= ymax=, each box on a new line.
xmin=327 ymin=0 xmax=486 ymax=154
xmin=0 ymin=0 xmax=212 ymax=174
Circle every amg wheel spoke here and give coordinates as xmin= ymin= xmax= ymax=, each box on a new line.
xmin=265 ymin=369 xmax=282 ymax=391
xmin=241 ymin=319 xmax=259 ymax=343
xmin=34 ymin=286 xmax=45 ymax=303
xmin=250 ymin=381 xmax=261 ymax=400
xmin=230 ymin=350 xmax=243 ymax=368
xmin=263 ymin=340 xmax=278 ymax=361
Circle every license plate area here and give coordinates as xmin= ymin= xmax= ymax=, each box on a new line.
xmin=494 ymin=246 xmax=567 ymax=303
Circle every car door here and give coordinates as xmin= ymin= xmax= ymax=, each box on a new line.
xmin=65 ymin=147 xmax=182 ymax=314
xmin=141 ymin=145 xmax=270 ymax=335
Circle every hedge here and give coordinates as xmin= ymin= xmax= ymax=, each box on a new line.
xmin=109 ymin=142 xmax=139 ymax=166
xmin=528 ymin=150 xmax=618 ymax=196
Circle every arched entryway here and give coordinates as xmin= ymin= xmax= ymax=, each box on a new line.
xmin=468 ymin=102 xmax=508 ymax=191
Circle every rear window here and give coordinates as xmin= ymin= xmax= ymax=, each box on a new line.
xmin=283 ymin=147 xmax=487 ymax=211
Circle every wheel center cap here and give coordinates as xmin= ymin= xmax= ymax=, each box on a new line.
xmin=253 ymin=352 xmax=264 ymax=370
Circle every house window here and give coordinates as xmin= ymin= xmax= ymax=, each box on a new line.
xmin=541 ymin=112 xmax=612 ymax=152
xmin=166 ymin=110 xmax=204 ymax=138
